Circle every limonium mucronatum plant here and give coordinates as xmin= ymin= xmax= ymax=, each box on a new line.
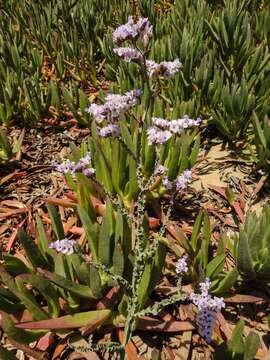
xmin=71 ymin=16 xmax=202 ymax=210
xmin=48 ymin=16 xmax=206 ymax=355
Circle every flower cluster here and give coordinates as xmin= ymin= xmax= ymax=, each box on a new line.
xmin=147 ymin=116 xmax=201 ymax=145
xmin=113 ymin=16 xmax=153 ymax=45
xmin=146 ymin=59 xmax=182 ymax=78
xmin=175 ymin=255 xmax=189 ymax=274
xmin=85 ymin=90 xmax=142 ymax=124
xmin=190 ymin=278 xmax=225 ymax=343
xmin=52 ymin=152 xmax=95 ymax=177
xmin=162 ymin=169 xmax=193 ymax=192
xmin=154 ymin=165 xmax=168 ymax=175
xmin=176 ymin=169 xmax=193 ymax=191
xmin=49 ymin=238 xmax=76 ymax=255
xmin=113 ymin=47 xmax=142 ymax=63
xmin=99 ymin=123 xmax=120 ymax=138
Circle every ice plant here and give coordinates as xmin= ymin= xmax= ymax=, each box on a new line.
xmin=190 ymin=278 xmax=225 ymax=342
xmin=49 ymin=238 xmax=76 ymax=255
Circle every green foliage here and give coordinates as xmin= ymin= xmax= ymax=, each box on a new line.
xmin=0 ymin=128 xmax=24 ymax=163
xmin=177 ymin=211 xmax=239 ymax=295
xmin=214 ymin=319 xmax=260 ymax=360
xmin=0 ymin=0 xmax=128 ymax=124
xmin=251 ymin=112 xmax=270 ymax=172
xmin=235 ymin=206 xmax=270 ymax=287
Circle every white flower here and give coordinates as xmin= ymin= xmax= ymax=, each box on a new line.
xmin=190 ymin=278 xmax=225 ymax=343
xmin=154 ymin=165 xmax=168 ymax=175
xmin=146 ymin=59 xmax=182 ymax=78
xmin=49 ymin=238 xmax=76 ymax=255
xmin=175 ymin=255 xmax=188 ymax=274
xmin=99 ymin=123 xmax=120 ymax=138
xmin=113 ymin=16 xmax=153 ymax=45
xmin=113 ymin=47 xmax=142 ymax=63
xmin=175 ymin=169 xmax=193 ymax=191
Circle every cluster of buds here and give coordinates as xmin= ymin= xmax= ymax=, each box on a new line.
xmin=113 ymin=16 xmax=153 ymax=46
xmin=175 ymin=255 xmax=189 ymax=274
xmin=52 ymin=152 xmax=95 ymax=177
xmin=146 ymin=59 xmax=182 ymax=78
xmin=147 ymin=116 xmax=201 ymax=145
xmin=113 ymin=47 xmax=142 ymax=63
xmin=49 ymin=238 xmax=76 ymax=255
xmin=85 ymin=89 xmax=142 ymax=125
xmin=190 ymin=278 xmax=225 ymax=343
xmin=162 ymin=169 xmax=193 ymax=192
xmin=113 ymin=17 xmax=181 ymax=79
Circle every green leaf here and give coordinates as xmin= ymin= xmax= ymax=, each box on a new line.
xmin=206 ymin=255 xmax=226 ymax=279
xmin=237 ymin=232 xmax=256 ymax=279
xmin=18 ymin=274 xmax=60 ymax=318
xmin=77 ymin=206 xmax=98 ymax=262
xmin=15 ymin=309 xmax=111 ymax=330
xmin=12 ymin=128 xmax=25 ymax=154
xmin=0 ymin=312 xmax=44 ymax=344
xmin=3 ymin=254 xmax=30 ymax=276
xmin=191 ymin=210 xmax=204 ymax=252
xmin=35 ymin=214 xmax=49 ymax=255
xmin=0 ymin=294 xmax=24 ymax=314
xmin=47 ymin=204 xmax=65 ymax=240
xmin=211 ymin=268 xmax=239 ymax=295
xmin=229 ymin=319 xmax=245 ymax=355
xmin=0 ymin=344 xmax=18 ymax=360
xmin=89 ymin=265 xmax=103 ymax=298
xmin=37 ymin=268 xmax=98 ymax=299
xmin=243 ymin=332 xmax=260 ymax=360
xmin=98 ymin=200 xmax=114 ymax=267
xmin=17 ymin=229 xmax=48 ymax=269
xmin=252 ymin=111 xmax=267 ymax=149
xmin=113 ymin=243 xmax=125 ymax=276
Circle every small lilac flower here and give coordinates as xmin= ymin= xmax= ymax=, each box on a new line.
xmin=160 ymin=59 xmax=182 ymax=78
xmin=85 ymin=89 xmax=142 ymax=123
xmin=190 ymin=278 xmax=225 ymax=343
xmin=99 ymin=124 xmax=120 ymax=138
xmin=145 ymin=60 xmax=159 ymax=77
xmin=154 ymin=165 xmax=168 ymax=175
xmin=163 ymin=176 xmax=173 ymax=190
xmin=53 ymin=152 xmax=94 ymax=176
xmin=113 ymin=16 xmax=153 ymax=45
xmin=52 ymin=159 xmax=76 ymax=174
xmin=146 ymin=59 xmax=182 ymax=78
xmin=175 ymin=169 xmax=193 ymax=191
xmin=175 ymin=255 xmax=188 ymax=274
xmin=152 ymin=117 xmax=170 ymax=130
xmin=113 ymin=47 xmax=142 ymax=63
xmin=169 ymin=120 xmax=184 ymax=135
xmin=85 ymin=103 xmax=107 ymax=124
xmin=49 ymin=238 xmax=76 ymax=255
xmin=83 ymin=168 xmax=95 ymax=177
xmin=147 ymin=127 xmax=172 ymax=145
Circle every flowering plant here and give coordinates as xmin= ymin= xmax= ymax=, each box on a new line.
xmin=55 ymin=16 xmax=201 ymax=210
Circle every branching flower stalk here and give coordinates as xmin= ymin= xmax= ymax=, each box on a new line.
xmin=51 ymin=16 xmax=203 ymax=353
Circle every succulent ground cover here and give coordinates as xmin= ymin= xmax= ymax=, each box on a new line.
xmin=1 ymin=0 xmax=270 ymax=359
